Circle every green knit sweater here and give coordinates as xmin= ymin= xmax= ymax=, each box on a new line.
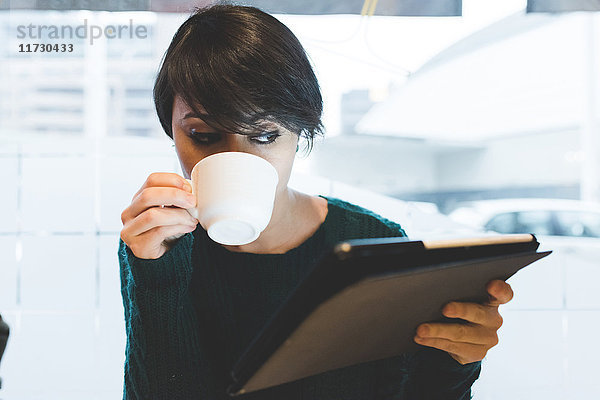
xmin=118 ymin=195 xmax=481 ymax=400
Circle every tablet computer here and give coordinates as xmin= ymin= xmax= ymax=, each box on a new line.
xmin=227 ymin=233 xmax=551 ymax=396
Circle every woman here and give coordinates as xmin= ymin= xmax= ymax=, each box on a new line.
xmin=118 ymin=4 xmax=512 ymax=399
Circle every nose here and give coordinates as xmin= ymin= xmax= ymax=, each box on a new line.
xmin=223 ymin=133 xmax=248 ymax=153
xmin=208 ymin=133 xmax=254 ymax=155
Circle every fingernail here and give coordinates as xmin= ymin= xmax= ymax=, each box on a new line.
xmin=183 ymin=180 xmax=192 ymax=192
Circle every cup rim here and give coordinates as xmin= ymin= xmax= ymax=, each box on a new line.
xmin=190 ymin=151 xmax=278 ymax=181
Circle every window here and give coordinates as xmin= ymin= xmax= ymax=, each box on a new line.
xmin=485 ymin=212 xmax=516 ymax=234
xmin=514 ymin=211 xmax=554 ymax=235
xmin=486 ymin=211 xmax=555 ymax=235
xmin=555 ymin=211 xmax=600 ymax=238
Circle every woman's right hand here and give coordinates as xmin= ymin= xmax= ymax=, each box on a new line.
xmin=120 ymin=172 xmax=198 ymax=260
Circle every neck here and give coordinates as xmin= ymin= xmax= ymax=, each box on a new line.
xmin=221 ymin=187 xmax=302 ymax=254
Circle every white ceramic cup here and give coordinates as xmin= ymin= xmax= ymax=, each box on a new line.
xmin=185 ymin=152 xmax=279 ymax=246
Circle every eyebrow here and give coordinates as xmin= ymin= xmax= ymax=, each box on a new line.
xmin=183 ymin=112 xmax=210 ymax=120
xmin=182 ymin=111 xmax=219 ymax=128
xmin=181 ymin=112 xmax=280 ymax=134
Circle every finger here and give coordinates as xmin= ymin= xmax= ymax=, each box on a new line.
xmin=124 ymin=187 xmax=196 ymax=222
xmin=486 ymin=280 xmax=514 ymax=306
xmin=132 ymin=172 xmax=192 ymax=200
xmin=128 ymin=223 xmax=197 ymax=259
xmin=413 ymin=336 xmax=489 ymax=364
xmin=416 ymin=322 xmax=498 ymax=346
xmin=442 ymin=302 xmax=503 ymax=329
xmin=127 ymin=207 xmax=198 ymax=237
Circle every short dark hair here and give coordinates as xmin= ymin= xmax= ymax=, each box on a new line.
xmin=153 ymin=3 xmax=324 ymax=152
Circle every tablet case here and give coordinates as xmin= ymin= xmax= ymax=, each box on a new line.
xmin=227 ymin=234 xmax=551 ymax=396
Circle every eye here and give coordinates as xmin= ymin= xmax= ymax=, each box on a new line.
xmin=249 ymin=131 xmax=281 ymax=145
xmin=188 ymin=129 xmax=221 ymax=144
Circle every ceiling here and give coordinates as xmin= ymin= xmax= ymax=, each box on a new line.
xmin=1 ymin=0 xmax=463 ymax=15
xmin=2 ymin=1 xmax=599 ymax=14
xmin=3 ymin=0 xmax=598 ymax=14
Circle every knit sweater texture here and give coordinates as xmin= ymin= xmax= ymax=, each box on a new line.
xmin=118 ymin=195 xmax=481 ymax=399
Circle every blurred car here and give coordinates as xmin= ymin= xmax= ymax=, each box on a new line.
xmin=447 ymin=198 xmax=600 ymax=238
xmin=447 ymin=198 xmax=600 ymax=310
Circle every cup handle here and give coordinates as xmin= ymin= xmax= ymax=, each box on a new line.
xmin=185 ymin=178 xmax=199 ymax=220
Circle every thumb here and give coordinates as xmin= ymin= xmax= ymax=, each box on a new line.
xmin=486 ymin=280 xmax=514 ymax=307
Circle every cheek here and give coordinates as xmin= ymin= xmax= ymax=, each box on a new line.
xmin=173 ymin=136 xmax=205 ymax=178
xmin=264 ymin=151 xmax=295 ymax=189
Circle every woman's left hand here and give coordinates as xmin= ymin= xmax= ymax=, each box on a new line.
xmin=413 ymin=279 xmax=514 ymax=365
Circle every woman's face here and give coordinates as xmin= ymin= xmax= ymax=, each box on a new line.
xmin=171 ymin=95 xmax=299 ymax=194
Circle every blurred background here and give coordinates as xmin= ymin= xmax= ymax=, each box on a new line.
xmin=0 ymin=0 xmax=599 ymax=399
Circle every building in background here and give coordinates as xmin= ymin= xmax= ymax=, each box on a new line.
xmin=0 ymin=11 xmax=159 ymax=138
